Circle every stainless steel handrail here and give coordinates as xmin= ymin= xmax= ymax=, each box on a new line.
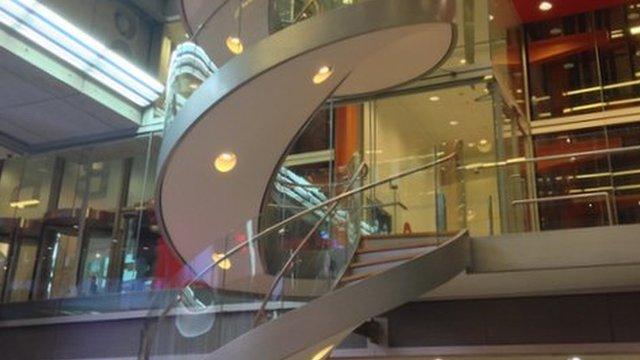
xmin=181 ymin=152 xmax=457 ymax=291
xmin=460 ymin=144 xmax=640 ymax=171
xmin=512 ymin=192 xmax=614 ymax=226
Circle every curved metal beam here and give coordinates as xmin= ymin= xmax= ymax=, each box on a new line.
xmin=158 ymin=0 xmax=456 ymax=274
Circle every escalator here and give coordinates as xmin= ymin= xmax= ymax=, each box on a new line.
xmin=146 ymin=0 xmax=462 ymax=359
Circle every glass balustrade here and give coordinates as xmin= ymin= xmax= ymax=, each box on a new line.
xmin=139 ymin=151 xmax=461 ymax=357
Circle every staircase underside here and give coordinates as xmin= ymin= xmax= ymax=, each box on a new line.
xmin=209 ymin=233 xmax=470 ymax=360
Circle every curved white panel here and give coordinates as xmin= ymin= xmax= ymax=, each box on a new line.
xmin=159 ymin=0 xmax=456 ymax=273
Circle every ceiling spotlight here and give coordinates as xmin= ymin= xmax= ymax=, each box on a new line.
xmin=211 ymin=252 xmax=232 ymax=270
xmin=429 ymin=95 xmax=440 ymax=102
xmin=489 ymin=14 xmax=494 ymax=21
xmin=468 ymin=142 xmax=476 ymax=148
xmin=449 ymin=120 xmax=459 ymax=126
xmin=214 ymin=152 xmax=238 ymax=173
xmin=226 ymin=36 xmax=244 ymax=54
xmin=539 ymin=1 xmax=553 ymax=11
xmin=478 ymin=139 xmax=492 ymax=153
xmin=313 ymin=65 xmax=333 ymax=84
xmin=460 ymin=58 xmax=467 ymax=64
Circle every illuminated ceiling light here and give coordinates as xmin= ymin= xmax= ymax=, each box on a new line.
xmin=468 ymin=142 xmax=476 ymax=148
xmin=516 ymin=88 xmax=523 ymax=94
xmin=9 ymin=199 xmax=40 ymax=209
xmin=429 ymin=95 xmax=440 ymax=101
xmin=226 ymin=36 xmax=244 ymax=54
xmin=483 ymin=74 xmax=494 ymax=81
xmin=478 ymin=139 xmax=492 ymax=153
xmin=567 ymin=357 xmax=581 ymax=360
xmin=211 ymin=252 xmax=232 ymax=270
xmin=0 ymin=0 xmax=163 ymax=107
xmin=312 ymin=65 xmax=333 ymax=84
xmin=449 ymin=120 xmax=459 ymax=126
xmin=631 ymin=25 xmax=640 ymax=35
xmin=189 ymin=83 xmax=198 ymax=90
xmin=549 ymin=27 xmax=563 ymax=36
xmin=489 ymin=14 xmax=494 ymax=21
xmin=311 ymin=345 xmax=334 ymax=360
xmin=539 ymin=1 xmax=553 ymax=11
xmin=213 ymin=152 xmax=238 ymax=173
xmin=459 ymin=58 xmax=467 ymax=64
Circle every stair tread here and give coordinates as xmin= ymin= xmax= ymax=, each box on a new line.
xmin=361 ymin=231 xmax=458 ymax=241
xmin=339 ymin=271 xmax=375 ymax=284
xmin=350 ymin=254 xmax=417 ymax=269
xmin=357 ymin=242 xmax=438 ymax=254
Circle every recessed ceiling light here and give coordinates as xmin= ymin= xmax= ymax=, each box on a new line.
xmin=311 ymin=345 xmax=334 ymax=360
xmin=550 ymin=27 xmax=563 ymax=36
xmin=313 ymin=65 xmax=333 ymax=84
xmin=214 ymin=152 xmax=237 ymax=173
xmin=489 ymin=14 xmax=494 ymax=21
xmin=429 ymin=96 xmax=440 ymax=101
xmin=460 ymin=58 xmax=467 ymax=64
xmin=468 ymin=142 xmax=476 ymax=148
xmin=449 ymin=120 xmax=459 ymax=126
xmin=478 ymin=139 xmax=492 ymax=153
xmin=539 ymin=1 xmax=553 ymax=11
xmin=211 ymin=252 xmax=232 ymax=270
xmin=568 ymin=357 xmax=581 ymax=360
xmin=516 ymin=88 xmax=523 ymax=94
xmin=226 ymin=36 xmax=244 ymax=54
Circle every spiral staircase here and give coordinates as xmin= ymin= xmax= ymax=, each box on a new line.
xmin=148 ymin=1 xmax=469 ymax=359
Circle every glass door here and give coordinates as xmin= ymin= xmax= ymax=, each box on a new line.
xmin=8 ymin=223 xmax=41 ymax=302
xmin=36 ymin=224 xmax=81 ymax=300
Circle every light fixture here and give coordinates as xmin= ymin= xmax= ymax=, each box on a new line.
xmin=311 ymin=345 xmax=334 ymax=360
xmin=312 ymin=65 xmax=333 ymax=84
xmin=631 ymin=25 xmax=640 ymax=35
xmin=568 ymin=357 xmax=581 ymax=360
xmin=459 ymin=58 xmax=467 ymax=64
xmin=9 ymin=199 xmax=40 ymax=209
xmin=189 ymin=83 xmax=198 ymax=90
xmin=226 ymin=36 xmax=244 ymax=54
xmin=0 ymin=0 xmax=164 ymax=107
xmin=214 ymin=152 xmax=238 ymax=173
xmin=550 ymin=27 xmax=563 ymax=36
xmin=449 ymin=120 xmax=459 ymax=126
xmin=429 ymin=95 xmax=440 ymax=102
xmin=539 ymin=1 xmax=553 ymax=11
xmin=468 ymin=142 xmax=476 ymax=148
xmin=211 ymin=252 xmax=232 ymax=270
xmin=95 ymin=253 xmax=101 ymax=259
xmin=478 ymin=139 xmax=492 ymax=153
xmin=489 ymin=14 xmax=494 ymax=21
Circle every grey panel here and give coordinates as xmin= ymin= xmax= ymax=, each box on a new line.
xmin=0 ymin=69 xmax=56 ymax=109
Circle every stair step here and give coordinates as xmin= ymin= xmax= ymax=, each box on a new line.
xmin=356 ymin=244 xmax=435 ymax=263
xmin=339 ymin=271 xmax=375 ymax=285
xmin=349 ymin=257 xmax=412 ymax=276
xmin=350 ymin=254 xmax=416 ymax=269
xmin=357 ymin=242 xmax=437 ymax=254
xmin=360 ymin=231 xmax=458 ymax=241
xmin=359 ymin=236 xmax=441 ymax=251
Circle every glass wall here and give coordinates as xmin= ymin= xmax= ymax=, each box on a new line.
xmin=527 ymin=3 xmax=640 ymax=120
xmin=0 ymin=134 xmax=164 ymax=316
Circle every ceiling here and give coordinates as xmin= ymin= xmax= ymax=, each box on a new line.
xmin=375 ymin=81 xmax=496 ymax=164
xmin=512 ymin=0 xmax=631 ymax=24
xmin=0 ymin=47 xmax=139 ymax=153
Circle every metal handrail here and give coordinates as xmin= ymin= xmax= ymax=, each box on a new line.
xmin=459 ymin=144 xmax=640 ymax=171
xmin=512 ymin=192 xmax=614 ymax=226
xmin=179 ymin=152 xmax=456 ymax=298
xmin=252 ymin=162 xmax=366 ymax=326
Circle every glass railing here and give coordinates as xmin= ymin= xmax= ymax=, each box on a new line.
xmin=460 ymin=144 xmax=640 ymax=234
xmin=183 ymin=0 xmax=361 ymax=66
xmin=138 ymin=151 xmax=462 ymax=358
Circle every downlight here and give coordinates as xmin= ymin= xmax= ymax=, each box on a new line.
xmin=538 ymin=1 xmax=553 ymax=11
xmin=313 ymin=65 xmax=334 ymax=84
xmin=214 ymin=152 xmax=237 ymax=173
xmin=311 ymin=345 xmax=334 ymax=360
xmin=226 ymin=36 xmax=244 ymax=54
xmin=211 ymin=252 xmax=232 ymax=270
